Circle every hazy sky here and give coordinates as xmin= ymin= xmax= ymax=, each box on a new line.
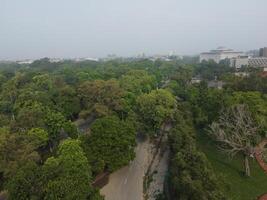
xmin=1 ymin=0 xmax=267 ymax=60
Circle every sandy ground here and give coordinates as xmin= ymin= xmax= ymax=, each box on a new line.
xmin=100 ymin=139 xmax=153 ymax=200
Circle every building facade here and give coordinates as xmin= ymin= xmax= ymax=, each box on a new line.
xmin=230 ymin=56 xmax=249 ymax=69
xmin=231 ymin=56 xmax=267 ymax=69
xmin=249 ymin=57 xmax=267 ymax=67
xmin=230 ymin=47 xmax=267 ymax=69
xmin=200 ymin=47 xmax=243 ymax=63
xmin=259 ymin=47 xmax=267 ymax=57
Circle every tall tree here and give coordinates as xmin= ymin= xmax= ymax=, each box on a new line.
xmin=120 ymin=70 xmax=156 ymax=95
xmin=6 ymin=162 xmax=42 ymax=200
xmin=209 ymin=104 xmax=260 ymax=176
xmin=226 ymin=91 xmax=267 ymax=134
xmin=78 ymin=79 xmax=125 ymax=118
xmin=0 ymin=128 xmax=40 ymax=178
xmin=136 ymin=89 xmax=176 ymax=135
xmin=43 ymin=139 xmax=92 ymax=200
xmin=168 ymin=109 xmax=225 ymax=200
xmin=80 ymin=116 xmax=136 ymax=174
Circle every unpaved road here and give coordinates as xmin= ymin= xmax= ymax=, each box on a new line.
xmin=100 ymin=139 xmax=152 ymax=200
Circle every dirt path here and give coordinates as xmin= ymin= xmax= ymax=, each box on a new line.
xmin=100 ymin=139 xmax=153 ymax=200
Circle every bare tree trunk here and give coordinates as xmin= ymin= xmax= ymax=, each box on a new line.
xmin=244 ymin=156 xmax=250 ymax=177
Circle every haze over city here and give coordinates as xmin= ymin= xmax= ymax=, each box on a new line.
xmin=1 ymin=0 xmax=267 ymax=60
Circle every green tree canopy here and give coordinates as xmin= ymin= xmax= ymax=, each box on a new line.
xmin=43 ymin=139 xmax=92 ymax=200
xmin=0 ymin=128 xmax=40 ymax=178
xmin=136 ymin=89 xmax=176 ymax=135
xmin=78 ymin=79 xmax=125 ymax=118
xmin=6 ymin=162 xmax=42 ymax=200
xmin=168 ymin=110 xmax=225 ymax=200
xmin=80 ymin=116 xmax=136 ymax=174
xmin=120 ymin=70 xmax=156 ymax=95
xmin=226 ymin=91 xmax=267 ymax=134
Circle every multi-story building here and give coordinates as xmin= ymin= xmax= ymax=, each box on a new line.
xmin=248 ymin=57 xmax=267 ymax=67
xmin=231 ymin=47 xmax=267 ymax=69
xmin=231 ymin=57 xmax=267 ymax=69
xmin=230 ymin=56 xmax=249 ymax=69
xmin=259 ymin=47 xmax=267 ymax=57
xmin=200 ymin=47 xmax=243 ymax=63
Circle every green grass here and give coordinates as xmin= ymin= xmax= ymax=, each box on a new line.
xmin=197 ymin=132 xmax=267 ymax=200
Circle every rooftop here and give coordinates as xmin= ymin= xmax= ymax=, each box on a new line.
xmin=201 ymin=47 xmax=243 ymax=54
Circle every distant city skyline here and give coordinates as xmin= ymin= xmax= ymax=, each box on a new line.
xmin=1 ymin=0 xmax=267 ymax=60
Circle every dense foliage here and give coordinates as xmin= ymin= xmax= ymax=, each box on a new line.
xmin=167 ymin=109 xmax=226 ymax=200
xmin=0 ymin=58 xmax=266 ymax=199
xmin=0 ymin=58 xmax=176 ymax=198
xmin=164 ymin=61 xmax=267 ymax=199
xmin=136 ymin=89 xmax=177 ymax=135
xmin=80 ymin=116 xmax=136 ymax=174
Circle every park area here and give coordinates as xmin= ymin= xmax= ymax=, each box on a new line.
xmin=197 ymin=133 xmax=267 ymax=200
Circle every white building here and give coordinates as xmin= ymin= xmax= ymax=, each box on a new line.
xmin=234 ymin=72 xmax=249 ymax=77
xmin=191 ymin=77 xmax=202 ymax=84
xmin=49 ymin=58 xmax=64 ymax=63
xmin=16 ymin=59 xmax=34 ymax=65
xmin=73 ymin=57 xmax=99 ymax=62
xmin=249 ymin=57 xmax=267 ymax=67
xmin=231 ymin=56 xmax=267 ymax=69
xmin=230 ymin=56 xmax=249 ymax=69
xmin=200 ymin=47 xmax=243 ymax=63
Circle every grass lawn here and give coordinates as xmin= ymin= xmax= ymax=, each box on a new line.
xmin=197 ymin=132 xmax=267 ymax=200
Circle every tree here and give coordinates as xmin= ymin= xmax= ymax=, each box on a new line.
xmin=43 ymin=139 xmax=92 ymax=200
xmin=196 ymin=60 xmax=233 ymax=81
xmin=0 ymin=114 xmax=10 ymax=127
xmin=209 ymin=104 xmax=260 ymax=176
xmin=53 ymin=85 xmax=81 ymax=119
xmin=170 ymin=66 xmax=193 ymax=88
xmin=27 ymin=128 xmax=49 ymax=148
xmin=120 ymin=70 xmax=156 ymax=95
xmin=12 ymin=102 xmax=46 ymax=132
xmin=6 ymin=162 xmax=42 ymax=200
xmin=62 ymin=121 xmax=79 ymax=139
xmin=32 ymin=74 xmax=52 ymax=91
xmin=136 ymin=89 xmax=176 ymax=135
xmin=226 ymin=91 xmax=267 ymax=134
xmin=168 ymin=110 xmax=225 ymax=200
xmin=225 ymin=72 xmax=267 ymax=93
xmin=0 ymin=128 xmax=40 ymax=178
xmin=13 ymin=87 xmax=52 ymax=112
xmin=80 ymin=116 xmax=136 ymax=174
xmin=78 ymin=79 xmax=125 ymax=118
xmin=13 ymin=104 xmax=67 ymax=140
xmin=0 ymin=72 xmax=30 ymax=117
xmin=44 ymin=109 xmax=66 ymax=139
xmin=188 ymin=83 xmax=229 ymax=127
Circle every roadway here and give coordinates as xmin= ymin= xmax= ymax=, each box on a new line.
xmin=100 ymin=139 xmax=152 ymax=200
